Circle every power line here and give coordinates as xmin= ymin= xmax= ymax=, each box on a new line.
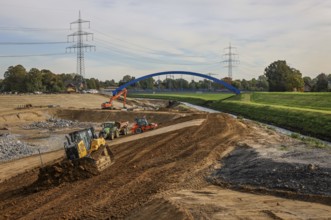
xmin=94 ymin=38 xmax=218 ymax=66
xmin=0 ymin=27 xmax=69 ymax=32
xmin=0 ymin=53 xmax=68 ymax=57
xmin=92 ymin=28 xmax=205 ymax=58
xmin=0 ymin=41 xmax=68 ymax=45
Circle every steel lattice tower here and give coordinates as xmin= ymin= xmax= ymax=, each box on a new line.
xmin=66 ymin=11 xmax=95 ymax=83
xmin=222 ymin=43 xmax=239 ymax=79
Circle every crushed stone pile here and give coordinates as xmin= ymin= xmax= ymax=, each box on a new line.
xmin=212 ymin=146 xmax=331 ymax=196
xmin=0 ymin=134 xmax=36 ymax=162
xmin=23 ymin=118 xmax=80 ymax=129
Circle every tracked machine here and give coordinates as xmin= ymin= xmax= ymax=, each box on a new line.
xmin=64 ymin=127 xmax=115 ymax=173
xmin=35 ymin=127 xmax=114 ymax=188
xmin=101 ymin=88 xmax=127 ymax=109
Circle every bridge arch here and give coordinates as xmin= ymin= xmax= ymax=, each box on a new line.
xmin=112 ymin=71 xmax=240 ymax=96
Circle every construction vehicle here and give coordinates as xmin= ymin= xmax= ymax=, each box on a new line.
xmin=64 ymin=127 xmax=114 ymax=172
xmin=99 ymin=121 xmax=129 ymax=140
xmin=131 ymin=117 xmax=158 ymax=134
xmin=101 ymin=88 xmax=127 ymax=109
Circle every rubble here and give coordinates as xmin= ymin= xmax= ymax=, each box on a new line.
xmin=23 ymin=118 xmax=82 ymax=129
xmin=212 ymin=146 xmax=331 ymax=196
xmin=0 ymin=134 xmax=37 ymax=162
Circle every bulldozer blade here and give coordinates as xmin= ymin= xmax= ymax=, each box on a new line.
xmin=90 ymin=144 xmax=115 ymax=172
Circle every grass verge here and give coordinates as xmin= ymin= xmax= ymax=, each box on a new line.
xmin=129 ymin=92 xmax=331 ymax=142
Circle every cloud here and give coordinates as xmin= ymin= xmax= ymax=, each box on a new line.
xmin=0 ymin=0 xmax=330 ymax=81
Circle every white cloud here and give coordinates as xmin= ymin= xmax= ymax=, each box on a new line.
xmin=0 ymin=0 xmax=330 ymax=81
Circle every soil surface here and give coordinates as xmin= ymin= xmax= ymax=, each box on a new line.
xmin=0 ymin=94 xmax=330 ymax=219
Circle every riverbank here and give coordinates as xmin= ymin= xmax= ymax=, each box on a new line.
xmin=129 ymin=92 xmax=331 ymax=142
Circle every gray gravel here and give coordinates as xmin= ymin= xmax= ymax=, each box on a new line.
xmin=0 ymin=134 xmax=37 ymax=162
xmin=211 ymin=146 xmax=331 ymax=196
xmin=23 ymin=118 xmax=80 ymax=129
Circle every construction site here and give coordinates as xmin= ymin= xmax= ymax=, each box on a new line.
xmin=0 ymin=93 xmax=331 ymax=219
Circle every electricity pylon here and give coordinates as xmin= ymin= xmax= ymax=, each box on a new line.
xmin=66 ymin=11 xmax=95 ymax=89
xmin=222 ymin=43 xmax=239 ymax=79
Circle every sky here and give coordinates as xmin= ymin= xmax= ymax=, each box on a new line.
xmin=0 ymin=0 xmax=330 ymax=82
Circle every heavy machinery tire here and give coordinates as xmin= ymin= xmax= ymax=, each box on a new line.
xmin=99 ymin=131 xmax=107 ymax=139
xmin=135 ymin=127 xmax=143 ymax=134
xmin=110 ymin=132 xmax=115 ymax=140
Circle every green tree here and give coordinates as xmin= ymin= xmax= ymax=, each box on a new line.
xmin=231 ymin=80 xmax=242 ymax=90
xmin=139 ymin=78 xmax=155 ymax=90
xmin=264 ymin=60 xmax=304 ymax=91
xmin=41 ymin=69 xmax=63 ymax=92
xmin=314 ymin=73 xmax=328 ymax=92
xmin=0 ymin=79 xmax=3 ymax=92
xmin=175 ymin=78 xmax=189 ymax=90
xmin=256 ymin=75 xmax=269 ymax=91
xmin=241 ymin=79 xmax=250 ymax=90
xmin=189 ymin=80 xmax=198 ymax=90
xmin=119 ymin=75 xmax=135 ymax=87
xmin=26 ymin=68 xmax=43 ymax=92
xmin=3 ymin=65 xmax=27 ymax=92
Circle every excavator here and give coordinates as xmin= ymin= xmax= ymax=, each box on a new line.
xmin=63 ymin=127 xmax=114 ymax=173
xmin=101 ymin=88 xmax=127 ymax=109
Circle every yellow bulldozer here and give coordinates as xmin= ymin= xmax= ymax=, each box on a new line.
xmin=35 ymin=127 xmax=114 ymax=188
xmin=64 ymin=127 xmax=114 ymax=172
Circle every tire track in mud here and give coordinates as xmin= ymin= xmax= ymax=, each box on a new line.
xmin=0 ymin=113 xmax=247 ymax=219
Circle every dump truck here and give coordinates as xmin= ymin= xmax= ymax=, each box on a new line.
xmin=131 ymin=117 xmax=158 ymax=134
xmin=99 ymin=121 xmax=129 ymax=140
xmin=63 ymin=127 xmax=114 ymax=172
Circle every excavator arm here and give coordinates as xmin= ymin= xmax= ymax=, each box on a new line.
xmin=101 ymin=88 xmax=127 ymax=109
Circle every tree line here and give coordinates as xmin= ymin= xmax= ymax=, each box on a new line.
xmin=0 ymin=61 xmax=330 ymax=93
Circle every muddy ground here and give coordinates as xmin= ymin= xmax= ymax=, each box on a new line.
xmin=0 ymin=94 xmax=331 ymax=219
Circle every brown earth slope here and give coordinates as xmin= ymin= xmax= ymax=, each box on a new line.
xmin=0 ymin=114 xmax=246 ymax=219
xmin=1 ymin=94 xmax=331 ymax=219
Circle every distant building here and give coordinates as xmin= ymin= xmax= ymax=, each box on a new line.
xmin=66 ymin=83 xmax=77 ymax=93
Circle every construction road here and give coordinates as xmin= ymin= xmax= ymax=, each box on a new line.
xmin=0 ymin=94 xmax=330 ymax=219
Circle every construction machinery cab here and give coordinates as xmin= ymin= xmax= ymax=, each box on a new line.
xmin=132 ymin=117 xmax=158 ymax=134
xmin=64 ymin=127 xmax=114 ymax=172
xmin=99 ymin=121 xmax=129 ymax=140
xmin=64 ymin=127 xmax=97 ymax=160
xmin=135 ymin=117 xmax=148 ymax=127
xmin=101 ymin=88 xmax=127 ymax=109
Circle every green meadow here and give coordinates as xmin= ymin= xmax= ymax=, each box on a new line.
xmin=129 ymin=92 xmax=331 ymax=141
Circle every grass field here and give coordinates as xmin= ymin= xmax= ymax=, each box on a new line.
xmin=130 ymin=92 xmax=331 ymax=141
xmin=129 ymin=92 xmax=234 ymax=105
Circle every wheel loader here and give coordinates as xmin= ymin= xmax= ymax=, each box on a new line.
xmin=63 ymin=127 xmax=114 ymax=173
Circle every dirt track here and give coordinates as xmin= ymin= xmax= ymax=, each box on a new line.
xmin=0 ymin=94 xmax=331 ymax=219
xmin=0 ymin=118 xmax=205 ymax=182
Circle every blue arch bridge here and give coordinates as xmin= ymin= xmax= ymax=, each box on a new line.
xmin=112 ymin=71 xmax=240 ymax=96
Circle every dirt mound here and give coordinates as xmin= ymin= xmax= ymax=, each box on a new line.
xmin=32 ymin=159 xmax=99 ymax=190
xmin=54 ymin=109 xmax=187 ymax=124
xmin=0 ymin=113 xmax=249 ymax=219
xmin=211 ymin=146 xmax=331 ymax=198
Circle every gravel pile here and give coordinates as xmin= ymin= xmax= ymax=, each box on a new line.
xmin=211 ymin=146 xmax=331 ymax=196
xmin=23 ymin=118 xmax=79 ymax=129
xmin=0 ymin=134 xmax=37 ymax=162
